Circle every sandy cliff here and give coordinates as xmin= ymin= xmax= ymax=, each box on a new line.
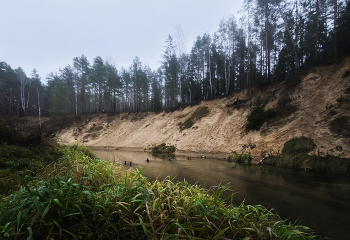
xmin=58 ymin=57 xmax=350 ymax=161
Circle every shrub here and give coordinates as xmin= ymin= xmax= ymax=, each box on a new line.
xmin=276 ymin=97 xmax=298 ymax=116
xmin=151 ymin=143 xmax=176 ymax=154
xmin=246 ymin=106 xmax=277 ymax=130
xmin=253 ymin=96 xmax=267 ymax=107
xmin=264 ymin=153 xmax=310 ymax=169
xmin=282 ymin=137 xmax=316 ymax=154
xmin=226 ymin=152 xmax=252 ymax=164
xmin=329 ymin=116 xmax=350 ymax=137
xmin=178 ymin=106 xmax=209 ymax=131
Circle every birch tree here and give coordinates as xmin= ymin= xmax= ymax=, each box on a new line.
xmin=15 ymin=67 xmax=28 ymax=117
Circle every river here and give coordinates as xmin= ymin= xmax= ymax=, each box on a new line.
xmin=92 ymin=147 xmax=350 ymax=240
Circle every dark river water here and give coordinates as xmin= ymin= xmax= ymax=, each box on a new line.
xmin=92 ymin=148 xmax=350 ymax=240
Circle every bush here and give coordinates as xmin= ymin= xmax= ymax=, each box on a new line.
xmin=151 ymin=143 xmax=176 ymax=154
xmin=264 ymin=153 xmax=310 ymax=169
xmin=276 ymin=97 xmax=298 ymax=117
xmin=226 ymin=152 xmax=252 ymax=164
xmin=178 ymin=106 xmax=209 ymax=131
xmin=282 ymin=137 xmax=316 ymax=154
xmin=253 ymin=96 xmax=267 ymax=107
xmin=246 ymin=96 xmax=297 ymax=131
xmin=246 ymin=106 xmax=277 ymax=130
xmin=329 ymin=116 xmax=350 ymax=137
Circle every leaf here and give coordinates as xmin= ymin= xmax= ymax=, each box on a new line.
xmin=212 ymin=227 xmax=229 ymax=240
xmin=42 ymin=201 xmax=52 ymax=219
xmin=26 ymin=226 xmax=33 ymax=240
xmin=53 ymin=199 xmax=64 ymax=208
xmin=31 ymin=196 xmax=43 ymax=215
xmin=138 ymin=217 xmax=150 ymax=237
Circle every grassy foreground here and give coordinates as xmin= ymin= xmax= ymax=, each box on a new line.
xmin=0 ymin=145 xmax=319 ymax=239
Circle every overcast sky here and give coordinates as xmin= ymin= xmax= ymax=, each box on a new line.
xmin=1 ymin=0 xmax=243 ymax=80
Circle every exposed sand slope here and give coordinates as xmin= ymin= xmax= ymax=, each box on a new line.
xmin=58 ymin=57 xmax=350 ymax=161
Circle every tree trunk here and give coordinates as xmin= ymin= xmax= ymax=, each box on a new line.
xmin=334 ymin=0 xmax=338 ymax=59
xmin=315 ymin=0 xmax=320 ymax=66
xmin=277 ymin=1 xmax=300 ymax=69
xmin=37 ymin=87 xmax=41 ymax=128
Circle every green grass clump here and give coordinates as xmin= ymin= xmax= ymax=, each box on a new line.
xmin=178 ymin=106 xmax=209 ymax=131
xmin=226 ymin=152 xmax=252 ymax=164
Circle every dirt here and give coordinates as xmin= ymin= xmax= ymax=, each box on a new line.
xmin=58 ymin=57 xmax=350 ymax=162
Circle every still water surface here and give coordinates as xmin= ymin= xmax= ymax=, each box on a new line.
xmin=92 ymin=148 xmax=350 ymax=240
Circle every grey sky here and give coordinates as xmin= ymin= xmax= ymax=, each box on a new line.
xmin=1 ymin=0 xmax=243 ymax=80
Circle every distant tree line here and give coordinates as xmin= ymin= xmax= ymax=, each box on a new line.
xmin=1 ymin=0 xmax=349 ymax=117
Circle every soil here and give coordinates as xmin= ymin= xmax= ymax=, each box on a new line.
xmin=57 ymin=57 xmax=350 ymax=163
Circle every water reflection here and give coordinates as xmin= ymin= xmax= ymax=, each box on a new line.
xmin=92 ymin=147 xmax=350 ymax=240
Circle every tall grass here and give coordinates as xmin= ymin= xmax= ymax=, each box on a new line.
xmin=0 ymin=145 xmax=319 ymax=239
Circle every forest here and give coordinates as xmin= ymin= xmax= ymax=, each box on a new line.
xmin=1 ymin=0 xmax=349 ymax=117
